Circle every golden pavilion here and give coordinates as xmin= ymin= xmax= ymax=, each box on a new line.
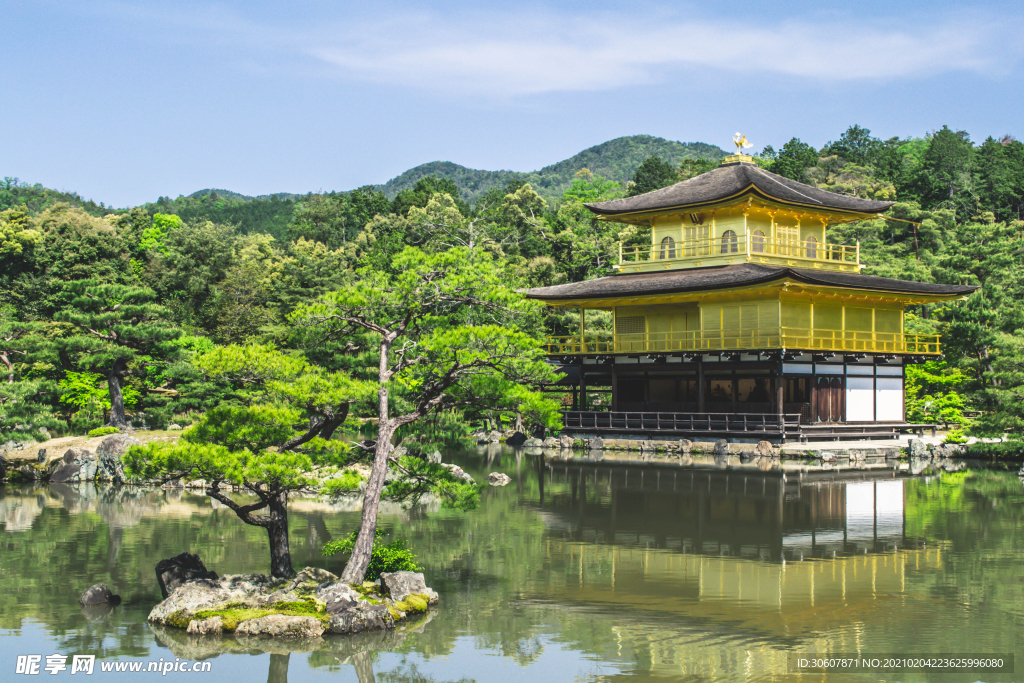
xmin=525 ymin=149 xmax=978 ymax=442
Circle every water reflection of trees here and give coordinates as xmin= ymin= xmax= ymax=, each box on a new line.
xmin=3 ymin=456 xmax=1024 ymax=682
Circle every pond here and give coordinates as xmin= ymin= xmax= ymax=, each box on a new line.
xmin=2 ymin=448 xmax=1023 ymax=682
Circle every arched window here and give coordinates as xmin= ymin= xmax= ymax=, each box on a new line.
xmin=721 ymin=230 xmax=738 ymax=254
xmin=660 ymin=236 xmax=676 ymax=259
xmin=805 ymin=235 xmax=818 ymax=259
xmin=751 ymin=229 xmax=766 ymax=253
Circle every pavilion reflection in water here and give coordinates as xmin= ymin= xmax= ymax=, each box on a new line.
xmin=536 ymin=461 xmax=918 ymax=562
xmin=525 ymin=462 xmax=944 ymax=679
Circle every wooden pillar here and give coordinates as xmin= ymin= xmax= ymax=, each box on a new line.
xmin=776 ymin=362 xmax=784 ymax=421
xmin=579 ymin=366 xmax=587 ymax=411
xmin=611 ymin=363 xmax=619 ymax=412
xmin=697 ymin=358 xmax=706 ymax=413
xmin=580 ymin=306 xmax=586 ymax=352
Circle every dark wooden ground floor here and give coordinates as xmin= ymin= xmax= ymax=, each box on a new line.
xmin=549 ymin=352 xmax=932 ymax=442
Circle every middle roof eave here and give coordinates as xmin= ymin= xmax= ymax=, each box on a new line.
xmin=522 ymin=263 xmax=979 ymax=301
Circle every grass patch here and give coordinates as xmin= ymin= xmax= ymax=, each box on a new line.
xmin=192 ymin=599 xmax=327 ymax=632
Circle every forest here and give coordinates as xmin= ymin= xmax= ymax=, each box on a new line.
xmin=2 ymin=124 xmax=1024 ymax=445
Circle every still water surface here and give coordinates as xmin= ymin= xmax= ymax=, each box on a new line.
xmin=2 ymin=448 xmax=1022 ymax=682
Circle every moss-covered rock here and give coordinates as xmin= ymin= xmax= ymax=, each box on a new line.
xmin=148 ymin=567 xmax=438 ymax=639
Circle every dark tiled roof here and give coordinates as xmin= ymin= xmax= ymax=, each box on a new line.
xmin=586 ymin=162 xmax=895 ymax=216
xmin=524 ymin=263 xmax=978 ymax=301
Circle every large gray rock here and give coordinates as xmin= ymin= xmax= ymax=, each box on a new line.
xmin=441 ymin=463 xmax=474 ymax=483
xmin=678 ymin=439 xmax=693 ymax=454
xmin=50 ymin=463 xmax=82 ymax=483
xmin=186 ymin=616 xmax=223 ymax=635
xmin=96 ymin=434 xmax=140 ymax=459
xmin=523 ymin=437 xmax=544 ymax=448
xmin=505 ymin=432 xmax=527 ymax=446
xmin=754 ymin=441 xmax=776 ymax=458
xmin=80 ymin=583 xmax=120 ymax=607
xmin=908 ymin=439 xmax=928 ymax=458
xmin=235 ymin=614 xmax=325 ymax=638
xmin=316 ymin=582 xmax=362 ymax=614
xmin=96 ymin=435 xmax=140 ymax=483
xmin=155 ymin=553 xmax=220 ymax=599
xmin=14 ymin=464 xmax=42 ymax=480
xmin=542 ymin=436 xmax=558 ymax=448
xmin=588 ymin=437 xmax=604 ymax=451
xmin=487 ymin=472 xmax=511 ymax=486
xmin=379 ymin=571 xmax=439 ymax=606
xmin=713 ymin=439 xmax=730 ymax=456
xmin=148 ymin=574 xmax=277 ymax=626
xmin=559 ymin=434 xmax=574 ymax=449
xmin=282 ymin=566 xmax=337 ymax=594
xmin=819 ymin=451 xmax=838 ymax=462
xmin=327 ymin=603 xmax=394 ymax=635
xmin=486 ymin=430 xmax=502 ymax=443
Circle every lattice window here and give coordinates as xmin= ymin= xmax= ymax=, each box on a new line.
xmin=615 ymin=315 xmax=646 ymax=335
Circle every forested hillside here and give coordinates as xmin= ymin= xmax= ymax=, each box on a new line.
xmin=379 ymin=135 xmax=728 ymax=203
xmin=2 ymin=125 xmax=1023 ymax=443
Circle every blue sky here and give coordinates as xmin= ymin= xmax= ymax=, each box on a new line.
xmin=2 ymin=0 xmax=1022 ymax=207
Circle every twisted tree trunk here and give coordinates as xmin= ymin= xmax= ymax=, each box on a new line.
xmin=340 ymin=340 xmax=393 ymax=583
xmin=266 ymin=492 xmax=294 ymax=578
xmin=107 ymin=356 xmax=130 ymax=428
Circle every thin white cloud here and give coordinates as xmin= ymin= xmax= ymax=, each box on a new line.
xmin=307 ymin=12 xmax=1011 ymax=95
xmin=94 ymin=3 xmax=1020 ymax=97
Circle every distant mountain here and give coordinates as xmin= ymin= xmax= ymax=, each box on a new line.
xmin=187 ymin=188 xmax=308 ymax=202
xmin=186 ymin=135 xmax=728 ymax=206
xmin=378 ymin=135 xmax=728 ymax=203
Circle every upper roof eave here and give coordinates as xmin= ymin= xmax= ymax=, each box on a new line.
xmin=584 ymin=162 xmax=896 ymax=218
xmin=585 ymin=184 xmax=895 ymax=222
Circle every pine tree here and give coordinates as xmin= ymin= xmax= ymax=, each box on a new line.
xmin=57 ymin=281 xmax=182 ymax=428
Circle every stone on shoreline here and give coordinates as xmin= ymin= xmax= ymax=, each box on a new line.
xmin=505 ymin=432 xmax=527 ymax=446
xmin=156 ymin=553 xmax=220 ymax=599
xmin=80 ymin=583 xmax=121 ymax=607
xmin=96 ymin=434 xmax=138 ymax=483
xmin=236 ymin=614 xmax=325 ymax=639
xmin=487 ymin=472 xmax=511 ymax=486
xmin=380 ymin=570 xmax=439 ymax=606
xmin=186 ymin=616 xmax=223 ymax=635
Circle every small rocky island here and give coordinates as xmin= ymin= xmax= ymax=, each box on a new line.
xmin=148 ymin=555 xmax=438 ymax=639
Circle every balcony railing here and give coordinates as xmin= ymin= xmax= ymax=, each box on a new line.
xmin=562 ymin=410 xmax=803 ymax=436
xmin=544 ymin=328 xmax=941 ymax=356
xmin=617 ymin=234 xmax=860 ymax=271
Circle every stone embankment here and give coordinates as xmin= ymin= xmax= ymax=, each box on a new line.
xmin=479 ymin=430 xmax=978 ymax=466
xmin=148 ymin=559 xmax=438 ymax=639
xmin=1 ymin=432 xmax=181 ymax=485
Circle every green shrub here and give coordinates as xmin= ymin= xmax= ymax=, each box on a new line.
xmin=944 ymin=429 xmax=968 ymax=444
xmin=87 ymin=426 xmax=120 ymax=437
xmin=321 ymin=530 xmax=421 ymax=581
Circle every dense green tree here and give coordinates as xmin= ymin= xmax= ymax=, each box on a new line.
xmin=292 ymin=246 xmax=562 ymax=582
xmin=678 ymin=158 xmax=717 ymax=181
xmin=125 ymin=344 xmax=373 ymax=577
xmin=391 ymin=176 xmax=469 ymax=217
xmin=821 ymin=125 xmax=883 ymax=166
xmin=147 ymin=219 xmax=238 ymax=328
xmin=288 ymin=187 xmax=390 ymax=249
xmin=761 ymin=138 xmax=819 ymax=181
xmin=627 ymin=156 xmax=679 ymax=196
xmin=57 ymin=282 xmax=183 ymax=428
